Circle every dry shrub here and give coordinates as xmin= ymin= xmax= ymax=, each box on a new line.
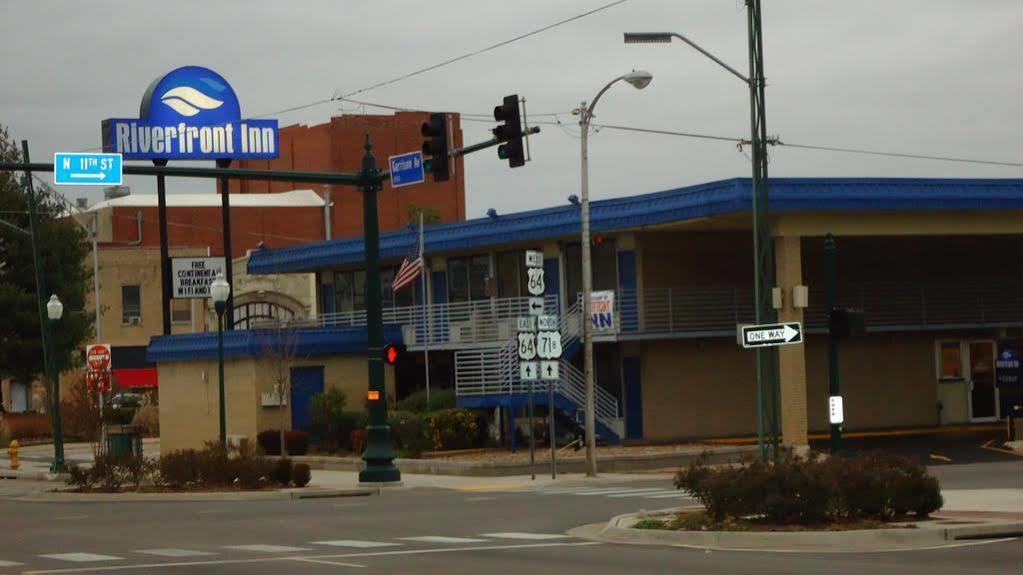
xmin=60 ymin=372 xmax=103 ymax=442
xmin=2 ymin=412 xmax=51 ymax=439
xmin=131 ymin=403 xmax=159 ymax=436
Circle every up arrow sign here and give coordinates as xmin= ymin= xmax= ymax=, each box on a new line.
xmin=740 ymin=322 xmax=803 ymax=349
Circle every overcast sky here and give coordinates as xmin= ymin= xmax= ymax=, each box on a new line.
xmin=3 ymin=0 xmax=1022 ymax=218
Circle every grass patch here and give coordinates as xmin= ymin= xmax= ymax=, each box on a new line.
xmin=635 ymin=510 xmax=909 ymax=532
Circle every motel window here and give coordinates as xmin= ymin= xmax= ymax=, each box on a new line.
xmin=939 ymin=342 xmax=963 ymax=379
xmin=448 ymin=255 xmax=490 ymax=303
xmin=122 ymin=285 xmax=141 ymax=324
xmin=563 ymin=239 xmax=618 ymax=303
xmin=335 ymin=268 xmax=414 ymax=313
xmin=495 ymin=250 xmax=526 ymax=298
xmin=171 ymin=299 xmax=191 ymax=324
xmin=380 ymin=267 xmax=416 ymax=308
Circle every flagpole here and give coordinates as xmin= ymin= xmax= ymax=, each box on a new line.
xmin=419 ymin=211 xmax=431 ymax=405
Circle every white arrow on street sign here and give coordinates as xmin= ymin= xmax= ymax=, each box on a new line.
xmin=537 ymin=330 xmax=563 ymax=359
xmin=740 ymin=322 xmax=803 ymax=349
xmin=537 ymin=314 xmax=559 ymax=331
xmin=540 ymin=360 xmax=559 ymax=381
xmin=520 ymin=361 xmax=538 ymax=381
xmin=525 ymin=250 xmax=544 ymax=268
xmin=517 ymin=332 xmax=537 ymax=360
xmin=517 ymin=316 xmax=537 ymax=332
xmin=528 ymin=297 xmax=545 ymax=316
xmin=526 ymin=268 xmax=545 ymax=296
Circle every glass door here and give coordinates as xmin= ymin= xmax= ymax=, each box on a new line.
xmin=967 ymin=341 xmax=999 ymax=421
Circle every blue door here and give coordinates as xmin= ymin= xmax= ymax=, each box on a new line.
xmin=623 ymin=357 xmax=643 ymax=440
xmin=290 ymin=366 xmax=324 ymax=431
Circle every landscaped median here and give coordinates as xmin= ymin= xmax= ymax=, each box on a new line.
xmin=570 ymin=451 xmax=1023 ymax=552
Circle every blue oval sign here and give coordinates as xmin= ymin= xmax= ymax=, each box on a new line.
xmin=102 ymin=66 xmax=279 ymax=160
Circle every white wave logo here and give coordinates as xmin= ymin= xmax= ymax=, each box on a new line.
xmin=160 ymin=86 xmax=224 ymax=117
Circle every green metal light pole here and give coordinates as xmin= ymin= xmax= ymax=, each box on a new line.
xmin=358 ymin=135 xmax=400 ymax=484
xmin=825 ymin=233 xmax=841 ymax=451
xmin=211 ymin=274 xmax=231 ymax=447
xmin=46 ymin=295 xmax=65 ymax=473
xmin=625 ymin=0 xmax=778 ymax=461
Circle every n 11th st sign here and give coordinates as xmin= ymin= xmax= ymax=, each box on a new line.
xmin=54 ymin=153 xmax=122 ymax=186
xmin=740 ymin=322 xmax=803 ymax=348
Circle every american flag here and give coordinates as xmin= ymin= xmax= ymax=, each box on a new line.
xmin=392 ymin=230 xmax=423 ymax=292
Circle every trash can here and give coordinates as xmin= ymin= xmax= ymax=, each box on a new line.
xmin=105 ymin=424 xmax=142 ymax=459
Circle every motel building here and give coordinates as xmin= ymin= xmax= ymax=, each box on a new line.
xmin=149 ymin=177 xmax=1023 ymax=452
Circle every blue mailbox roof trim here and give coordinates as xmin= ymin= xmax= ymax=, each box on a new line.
xmin=147 ymin=324 xmax=403 ymax=363
xmin=247 ymin=177 xmax=1023 ymax=275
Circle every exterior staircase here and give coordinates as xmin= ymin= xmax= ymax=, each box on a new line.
xmin=454 ymin=301 xmax=623 ymax=443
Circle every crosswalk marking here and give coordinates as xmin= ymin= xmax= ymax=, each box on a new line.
xmin=398 ymin=536 xmax=490 ymax=544
xmin=606 ymin=489 xmax=682 ymax=498
xmin=571 ymin=487 xmax=651 ymax=495
xmin=39 ymin=553 xmax=123 ymax=563
xmin=481 ymin=533 xmax=568 ymax=540
xmin=136 ymin=548 xmax=216 ymax=557
xmin=644 ymin=492 xmax=695 ymax=499
xmin=312 ymin=540 xmax=402 ymax=548
xmin=223 ymin=544 xmax=312 ymax=553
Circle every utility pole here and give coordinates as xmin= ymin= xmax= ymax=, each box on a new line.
xmin=825 ymin=233 xmax=841 ymax=451
xmin=746 ymin=0 xmax=780 ymax=461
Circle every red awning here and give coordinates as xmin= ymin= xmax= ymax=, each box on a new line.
xmin=113 ymin=368 xmax=158 ymax=389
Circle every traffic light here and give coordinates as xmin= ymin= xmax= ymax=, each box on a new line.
xmin=493 ymin=94 xmax=525 ymax=168
xmin=383 ymin=343 xmax=406 ymax=366
xmin=421 ymin=113 xmax=450 ymax=182
xmin=829 ymin=308 xmax=866 ymax=340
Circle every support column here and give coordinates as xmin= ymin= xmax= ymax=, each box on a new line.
xmin=774 ymin=235 xmax=809 ymax=449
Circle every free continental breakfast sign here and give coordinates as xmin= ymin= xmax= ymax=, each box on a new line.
xmin=102 ymin=66 xmax=279 ymax=160
xmin=172 ymin=257 xmax=226 ymax=299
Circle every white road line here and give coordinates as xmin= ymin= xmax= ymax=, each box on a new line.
xmin=603 ymin=489 xmax=677 ymax=498
xmin=39 ymin=554 xmax=123 ymax=563
xmin=575 ymin=488 xmax=667 ymax=496
xmin=289 ymin=557 xmax=366 ymax=568
xmin=21 ymin=542 xmax=600 ymax=574
xmin=570 ymin=487 xmax=648 ymax=495
xmin=397 ymin=536 xmax=490 ymax=544
xmin=481 ymin=532 xmax=568 ymax=540
xmin=135 ymin=549 xmax=215 ymax=558
xmin=643 ymin=492 xmax=695 ymax=499
xmin=223 ymin=544 xmax=312 ymax=553
xmin=0 ymin=560 xmax=23 ymax=567
xmin=311 ymin=540 xmax=401 ymax=548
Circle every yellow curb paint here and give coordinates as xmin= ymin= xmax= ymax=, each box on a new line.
xmin=456 ymin=483 xmax=527 ymax=492
xmin=928 ymin=454 xmax=953 ymax=462
xmin=980 ymin=444 xmax=1023 ymax=457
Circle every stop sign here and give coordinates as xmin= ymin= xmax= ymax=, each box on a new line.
xmin=86 ymin=343 xmax=112 ymax=372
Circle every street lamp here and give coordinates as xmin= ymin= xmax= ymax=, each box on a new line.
xmin=577 ymin=69 xmax=653 ymax=477
xmin=210 ymin=273 xmax=231 ymax=447
xmin=625 ymin=17 xmax=779 ymax=461
xmin=46 ymin=294 xmax=64 ymax=473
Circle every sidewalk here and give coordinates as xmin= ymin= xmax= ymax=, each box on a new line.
xmin=307 ymin=469 xmax=669 ymax=491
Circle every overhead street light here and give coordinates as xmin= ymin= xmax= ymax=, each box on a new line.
xmin=577 ymin=70 xmax=652 ymax=477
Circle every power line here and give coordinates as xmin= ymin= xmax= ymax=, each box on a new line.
xmin=772 ymin=140 xmax=1023 ymax=169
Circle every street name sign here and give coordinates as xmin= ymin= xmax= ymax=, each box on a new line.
xmin=537 ymin=330 xmax=563 ymax=360
xmin=740 ymin=322 xmax=803 ymax=348
xmin=54 ymin=153 xmax=122 ymax=186
xmin=517 ymin=316 xmax=536 ymax=332
xmin=517 ymin=332 xmax=537 ymax=360
xmin=389 ymin=150 xmax=425 ymax=188
xmin=525 ymin=250 xmax=544 ymax=268
xmin=537 ymin=315 xmax=558 ymax=331
xmin=527 ymin=268 xmax=545 ymax=296
xmin=540 ymin=360 xmax=559 ymax=381
xmin=528 ymin=297 xmax=545 ymax=316
xmin=520 ymin=361 xmax=538 ymax=381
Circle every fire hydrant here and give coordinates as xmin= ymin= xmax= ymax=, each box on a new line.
xmin=8 ymin=440 xmax=19 ymax=470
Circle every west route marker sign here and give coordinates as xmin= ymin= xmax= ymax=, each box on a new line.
xmin=740 ymin=322 xmax=803 ymax=348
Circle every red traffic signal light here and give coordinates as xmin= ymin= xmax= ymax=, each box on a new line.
xmin=383 ymin=343 xmax=406 ymax=365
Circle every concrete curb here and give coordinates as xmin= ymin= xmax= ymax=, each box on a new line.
xmin=15 ymin=487 xmax=374 ymax=503
xmin=569 ymin=509 xmax=1023 ymax=552
xmin=295 ymin=445 xmax=756 ymax=477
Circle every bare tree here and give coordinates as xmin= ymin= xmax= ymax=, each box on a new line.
xmin=258 ymin=319 xmax=303 ymax=456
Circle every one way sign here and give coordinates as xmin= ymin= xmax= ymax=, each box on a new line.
xmin=740 ymin=322 xmax=803 ymax=349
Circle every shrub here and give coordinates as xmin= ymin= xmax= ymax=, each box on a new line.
xmin=395 ymin=388 xmax=456 ymax=413
xmin=674 ymin=451 xmax=943 ymax=526
xmin=159 ymin=449 xmax=200 ymax=486
xmin=257 ymin=429 xmax=309 ymax=456
xmin=0 ymin=419 xmax=9 ymax=445
xmin=388 ymin=411 xmax=429 ymax=457
xmin=423 ymin=408 xmax=485 ymax=451
xmin=3 ymin=412 xmax=51 ymax=440
xmin=60 ymin=372 xmax=103 ymax=442
xmin=310 ymin=388 xmax=348 ymax=426
xmin=335 ymin=411 xmax=367 ymax=451
xmin=350 ymin=429 xmax=367 ymax=454
xmin=131 ymin=403 xmax=159 ymax=437
xmin=271 ymin=457 xmax=293 ymax=486
xmin=292 ymin=463 xmax=311 ymax=487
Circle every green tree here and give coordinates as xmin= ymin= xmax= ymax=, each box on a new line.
xmin=0 ymin=126 xmax=93 ymax=388
xmin=407 ymin=203 xmax=441 ymax=226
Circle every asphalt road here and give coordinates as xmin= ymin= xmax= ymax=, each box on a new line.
xmin=0 ymin=459 xmax=1021 ymax=575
